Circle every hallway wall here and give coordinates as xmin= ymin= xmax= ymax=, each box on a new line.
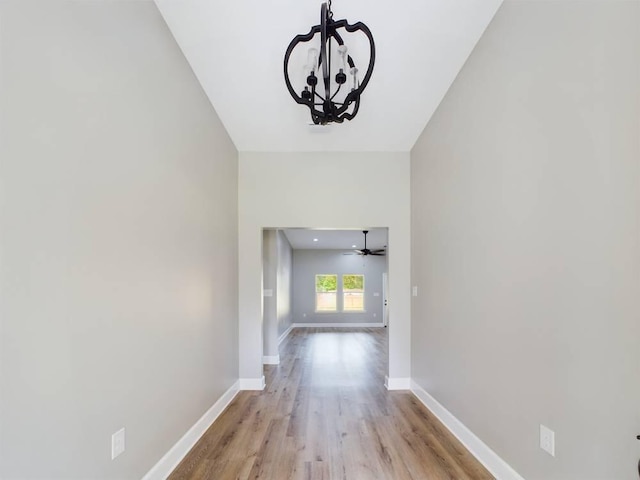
xmin=238 ymin=152 xmax=411 ymax=385
xmin=262 ymin=229 xmax=293 ymax=359
xmin=276 ymin=230 xmax=294 ymax=338
xmin=410 ymin=1 xmax=640 ymax=478
xmin=0 ymin=2 xmax=238 ymax=478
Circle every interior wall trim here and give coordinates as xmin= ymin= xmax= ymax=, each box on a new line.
xmin=411 ymin=380 xmax=526 ymax=480
xmin=278 ymin=325 xmax=293 ymax=345
xmin=239 ymin=376 xmax=266 ymax=391
xmin=141 ymin=380 xmax=240 ymax=480
xmin=262 ymin=355 xmax=280 ymax=365
xmin=384 ymin=376 xmax=411 ymax=390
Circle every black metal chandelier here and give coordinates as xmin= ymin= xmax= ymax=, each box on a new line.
xmin=283 ymin=1 xmax=375 ymax=125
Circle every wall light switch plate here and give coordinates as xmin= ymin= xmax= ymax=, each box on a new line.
xmin=111 ymin=428 xmax=125 ymax=460
xmin=540 ymin=424 xmax=555 ymax=456
xmin=263 ymin=289 xmax=273 ymax=297
xmin=412 ymin=286 xmax=418 ymax=297
xmin=373 ymin=292 xmax=380 ymax=297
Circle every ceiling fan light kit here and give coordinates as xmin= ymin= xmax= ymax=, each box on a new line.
xmin=284 ymin=0 xmax=375 ymax=125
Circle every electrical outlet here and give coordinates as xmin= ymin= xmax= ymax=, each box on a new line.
xmin=540 ymin=424 xmax=555 ymax=456
xmin=111 ymin=428 xmax=125 ymax=460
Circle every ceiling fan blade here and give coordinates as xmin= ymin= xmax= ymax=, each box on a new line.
xmin=370 ymin=252 xmax=386 ymax=256
xmin=355 ymin=249 xmax=365 ymax=254
xmin=370 ymin=249 xmax=386 ymax=254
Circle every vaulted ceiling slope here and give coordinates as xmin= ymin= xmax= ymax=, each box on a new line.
xmin=154 ymin=0 xmax=503 ymax=152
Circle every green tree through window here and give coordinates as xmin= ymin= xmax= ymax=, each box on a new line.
xmin=315 ymin=274 xmax=337 ymax=311
xmin=343 ymin=274 xmax=365 ymax=312
xmin=315 ymin=274 xmax=337 ymax=292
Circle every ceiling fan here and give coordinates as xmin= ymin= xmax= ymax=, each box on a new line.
xmin=355 ymin=230 xmax=386 ymax=256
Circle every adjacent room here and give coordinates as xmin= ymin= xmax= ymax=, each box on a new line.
xmin=262 ymin=228 xmax=390 ymax=365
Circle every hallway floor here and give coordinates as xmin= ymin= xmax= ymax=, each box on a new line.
xmin=169 ymin=328 xmax=493 ymax=480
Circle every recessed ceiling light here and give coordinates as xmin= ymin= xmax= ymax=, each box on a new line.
xmin=313 ymin=238 xmax=319 ymax=242
xmin=352 ymin=244 xmax=357 ymax=248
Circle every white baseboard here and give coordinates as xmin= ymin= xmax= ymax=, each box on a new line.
xmin=411 ymin=380 xmax=525 ymax=480
xmin=384 ymin=376 xmax=411 ymax=390
xmin=239 ymin=376 xmax=266 ymax=391
xmin=142 ymin=380 xmax=240 ymax=480
xmin=278 ymin=325 xmax=293 ymax=345
xmin=292 ymin=322 xmax=386 ymax=328
xmin=262 ymin=355 xmax=280 ymax=365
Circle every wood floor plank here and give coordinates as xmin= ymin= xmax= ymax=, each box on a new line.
xmin=169 ymin=328 xmax=494 ymax=480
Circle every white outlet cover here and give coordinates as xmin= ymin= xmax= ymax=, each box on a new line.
xmin=263 ymin=289 xmax=273 ymax=297
xmin=373 ymin=292 xmax=380 ymax=297
xmin=540 ymin=424 xmax=555 ymax=457
xmin=111 ymin=428 xmax=125 ymax=460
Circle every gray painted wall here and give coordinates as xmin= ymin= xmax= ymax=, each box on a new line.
xmin=0 ymin=2 xmax=238 ymax=478
xmin=293 ymin=250 xmax=387 ymax=324
xmin=262 ymin=230 xmax=278 ymax=357
xmin=411 ymin=1 xmax=640 ymax=479
xmin=238 ymin=152 xmax=411 ymax=382
xmin=276 ymin=231 xmax=293 ymax=338
xmin=262 ymin=230 xmax=293 ymax=357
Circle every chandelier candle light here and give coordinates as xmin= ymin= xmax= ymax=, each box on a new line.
xmin=284 ymin=0 xmax=375 ymax=125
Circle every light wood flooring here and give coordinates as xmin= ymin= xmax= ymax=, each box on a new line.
xmin=169 ymin=327 xmax=494 ymax=480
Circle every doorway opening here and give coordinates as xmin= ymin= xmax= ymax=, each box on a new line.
xmin=261 ymin=227 xmax=390 ymax=384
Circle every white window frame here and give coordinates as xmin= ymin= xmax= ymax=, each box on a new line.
xmin=342 ymin=274 xmax=365 ymax=313
xmin=315 ymin=274 xmax=338 ymax=313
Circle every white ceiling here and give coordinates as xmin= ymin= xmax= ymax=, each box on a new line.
xmin=154 ymin=0 xmax=502 ymax=152
xmin=282 ymin=228 xmax=387 ymax=251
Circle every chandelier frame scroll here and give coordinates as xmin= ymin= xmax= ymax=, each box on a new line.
xmin=283 ymin=2 xmax=376 ymax=125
